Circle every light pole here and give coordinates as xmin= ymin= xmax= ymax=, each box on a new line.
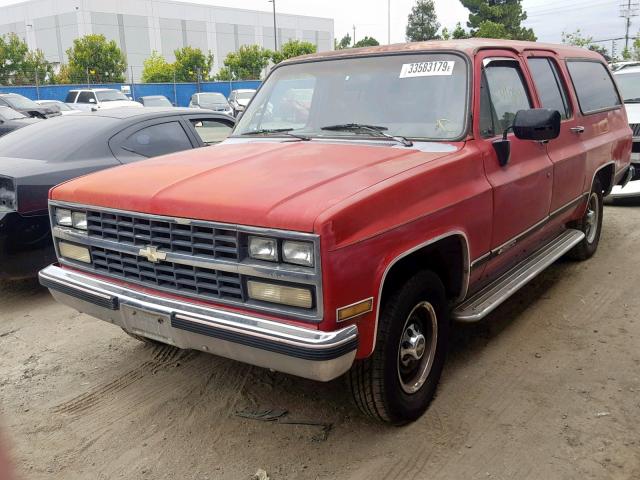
xmin=388 ymin=0 xmax=391 ymax=45
xmin=268 ymin=0 xmax=278 ymax=51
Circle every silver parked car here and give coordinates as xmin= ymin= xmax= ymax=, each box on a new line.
xmin=189 ymin=92 xmax=233 ymax=115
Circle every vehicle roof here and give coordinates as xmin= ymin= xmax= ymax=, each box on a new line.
xmin=67 ymin=106 xmax=229 ymax=119
xmin=614 ymin=65 xmax=640 ymax=74
xmin=0 ymin=93 xmax=25 ymax=97
xmin=283 ymin=38 xmax=604 ymax=65
xmin=68 ymin=88 xmax=120 ymax=92
xmin=232 ymin=89 xmax=256 ymax=93
xmin=139 ymin=95 xmax=168 ymax=99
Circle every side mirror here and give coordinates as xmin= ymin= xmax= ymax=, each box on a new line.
xmin=512 ymin=108 xmax=561 ymax=141
xmin=88 ymin=98 xmax=96 ymax=104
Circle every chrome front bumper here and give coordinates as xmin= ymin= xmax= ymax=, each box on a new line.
xmin=38 ymin=265 xmax=358 ymax=382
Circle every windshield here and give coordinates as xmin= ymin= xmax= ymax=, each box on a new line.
xmin=3 ymin=95 xmax=39 ymax=109
xmin=234 ymin=53 xmax=468 ymax=141
xmin=237 ymin=91 xmax=255 ymax=100
xmin=44 ymin=101 xmax=73 ymax=111
xmin=96 ymin=90 xmax=129 ymax=102
xmin=198 ymin=93 xmax=227 ymax=105
xmin=615 ymin=71 xmax=640 ymax=102
xmin=0 ymin=107 xmax=27 ymax=120
xmin=144 ymin=96 xmax=172 ymax=107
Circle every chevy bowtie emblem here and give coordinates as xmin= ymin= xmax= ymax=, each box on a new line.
xmin=138 ymin=245 xmax=167 ymax=263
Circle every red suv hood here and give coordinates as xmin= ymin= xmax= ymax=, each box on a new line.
xmin=51 ymin=141 xmax=457 ymax=232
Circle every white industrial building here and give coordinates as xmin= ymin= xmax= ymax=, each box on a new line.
xmin=0 ymin=0 xmax=334 ymax=78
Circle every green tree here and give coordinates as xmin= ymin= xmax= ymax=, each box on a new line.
xmin=217 ymin=45 xmax=272 ymax=80
xmin=335 ymin=33 xmax=352 ymax=50
xmin=173 ymin=46 xmax=213 ymax=82
xmin=460 ymin=0 xmax=536 ymax=41
xmin=406 ymin=0 xmax=441 ymax=42
xmin=271 ymin=39 xmax=317 ymax=64
xmin=141 ymin=51 xmax=175 ymax=82
xmin=561 ymin=29 xmax=612 ymax=62
xmin=0 ymin=33 xmax=55 ymax=85
xmin=354 ymin=36 xmax=380 ymax=48
xmin=441 ymin=22 xmax=470 ymax=40
xmin=66 ymin=34 xmax=126 ymax=83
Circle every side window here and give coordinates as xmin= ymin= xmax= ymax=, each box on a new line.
xmin=0 ymin=98 xmax=7 ymax=106
xmin=527 ymin=57 xmax=571 ymax=119
xmin=566 ymin=60 xmax=621 ymax=114
xmin=479 ymin=61 xmax=532 ymax=138
xmin=120 ymin=121 xmax=193 ymax=158
xmin=77 ymin=91 xmax=96 ymax=103
xmin=190 ymin=118 xmax=234 ymax=145
xmin=64 ymin=91 xmax=77 ymax=103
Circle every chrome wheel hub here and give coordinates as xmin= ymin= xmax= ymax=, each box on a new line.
xmin=585 ymin=192 xmax=600 ymax=244
xmin=397 ymin=301 xmax=438 ymax=394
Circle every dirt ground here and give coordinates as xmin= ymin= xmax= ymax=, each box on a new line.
xmin=1 ymin=204 xmax=639 ymax=480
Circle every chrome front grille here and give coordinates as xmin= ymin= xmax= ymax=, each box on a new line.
xmin=90 ymin=246 xmax=244 ymax=301
xmin=86 ymin=210 xmax=239 ymax=260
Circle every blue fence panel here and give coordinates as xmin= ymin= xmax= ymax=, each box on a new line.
xmin=0 ymin=80 xmax=262 ymax=107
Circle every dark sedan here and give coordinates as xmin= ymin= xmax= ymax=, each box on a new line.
xmin=0 ymin=93 xmax=61 ymax=118
xmin=0 ymin=106 xmax=41 ymax=137
xmin=0 ymin=107 xmax=235 ymax=279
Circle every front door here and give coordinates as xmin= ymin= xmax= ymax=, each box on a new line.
xmin=476 ymin=50 xmax=554 ymax=251
xmin=524 ymin=51 xmax=587 ymax=212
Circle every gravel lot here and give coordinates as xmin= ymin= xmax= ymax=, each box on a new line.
xmin=1 ymin=204 xmax=639 ymax=480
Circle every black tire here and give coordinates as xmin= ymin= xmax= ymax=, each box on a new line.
xmin=121 ymin=328 xmax=164 ymax=346
xmin=568 ymin=177 xmax=604 ymax=261
xmin=348 ymin=270 xmax=449 ymax=425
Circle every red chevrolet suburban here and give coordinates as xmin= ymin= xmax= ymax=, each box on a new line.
xmin=40 ymin=39 xmax=633 ymax=424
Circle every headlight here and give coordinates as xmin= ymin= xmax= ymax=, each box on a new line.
xmin=247 ymin=280 xmax=313 ymax=309
xmin=248 ymin=236 xmax=278 ymax=262
xmin=55 ymin=208 xmax=73 ymax=226
xmin=282 ymin=240 xmax=314 ymax=267
xmin=72 ymin=211 xmax=87 ymax=230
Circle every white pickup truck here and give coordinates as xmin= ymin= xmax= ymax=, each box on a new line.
xmin=64 ymin=88 xmax=143 ymax=111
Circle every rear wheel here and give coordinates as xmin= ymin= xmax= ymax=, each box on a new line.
xmin=568 ymin=177 xmax=603 ymax=260
xmin=348 ymin=270 xmax=449 ymax=424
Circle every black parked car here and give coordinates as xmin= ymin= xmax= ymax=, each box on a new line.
xmin=0 ymin=106 xmax=41 ymax=137
xmin=0 ymin=93 xmax=61 ymax=118
xmin=0 ymin=107 xmax=235 ymax=279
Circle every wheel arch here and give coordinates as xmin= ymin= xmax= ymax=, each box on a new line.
xmin=593 ymin=161 xmax=615 ymax=195
xmin=373 ymin=231 xmax=470 ymax=347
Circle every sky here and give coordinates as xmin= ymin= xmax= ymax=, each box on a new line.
xmin=0 ymin=0 xmax=633 ymax=56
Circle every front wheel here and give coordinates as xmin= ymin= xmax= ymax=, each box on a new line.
xmin=348 ymin=270 xmax=449 ymax=425
xmin=568 ymin=177 xmax=603 ymax=261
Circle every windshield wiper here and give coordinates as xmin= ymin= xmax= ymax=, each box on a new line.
xmin=624 ymin=98 xmax=640 ymax=103
xmin=321 ymin=123 xmax=413 ymax=147
xmin=241 ymin=128 xmax=311 ymax=141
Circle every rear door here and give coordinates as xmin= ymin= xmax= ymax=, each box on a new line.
xmin=476 ymin=50 xmax=554 ymax=249
xmin=524 ymin=52 xmax=586 ymax=213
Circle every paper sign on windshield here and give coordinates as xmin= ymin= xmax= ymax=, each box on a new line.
xmin=399 ymin=61 xmax=455 ymax=78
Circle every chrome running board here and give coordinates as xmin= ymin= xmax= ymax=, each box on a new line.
xmin=452 ymin=229 xmax=585 ymax=322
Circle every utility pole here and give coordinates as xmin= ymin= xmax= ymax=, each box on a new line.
xmin=620 ymin=0 xmax=639 ymax=51
xmin=353 ymin=24 xmax=356 ymax=46
xmin=269 ymin=0 xmax=278 ymax=51
xmin=388 ymin=0 xmax=391 ymax=44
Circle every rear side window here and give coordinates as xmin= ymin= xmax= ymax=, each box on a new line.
xmin=527 ymin=58 xmax=571 ymax=119
xmin=121 ymin=121 xmax=193 ymax=158
xmin=480 ymin=61 xmax=532 ymax=138
xmin=567 ymin=60 xmax=621 ymax=114
xmin=77 ymin=91 xmax=96 ymax=103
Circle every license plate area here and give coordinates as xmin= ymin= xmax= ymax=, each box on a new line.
xmin=121 ymin=304 xmax=172 ymax=342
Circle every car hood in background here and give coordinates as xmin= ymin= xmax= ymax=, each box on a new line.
xmin=50 ymin=141 xmax=459 ymax=232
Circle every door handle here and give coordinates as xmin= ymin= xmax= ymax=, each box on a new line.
xmin=571 ymin=126 xmax=585 ymax=134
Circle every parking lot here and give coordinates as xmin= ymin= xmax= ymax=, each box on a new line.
xmin=0 ymin=203 xmax=637 ymax=480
